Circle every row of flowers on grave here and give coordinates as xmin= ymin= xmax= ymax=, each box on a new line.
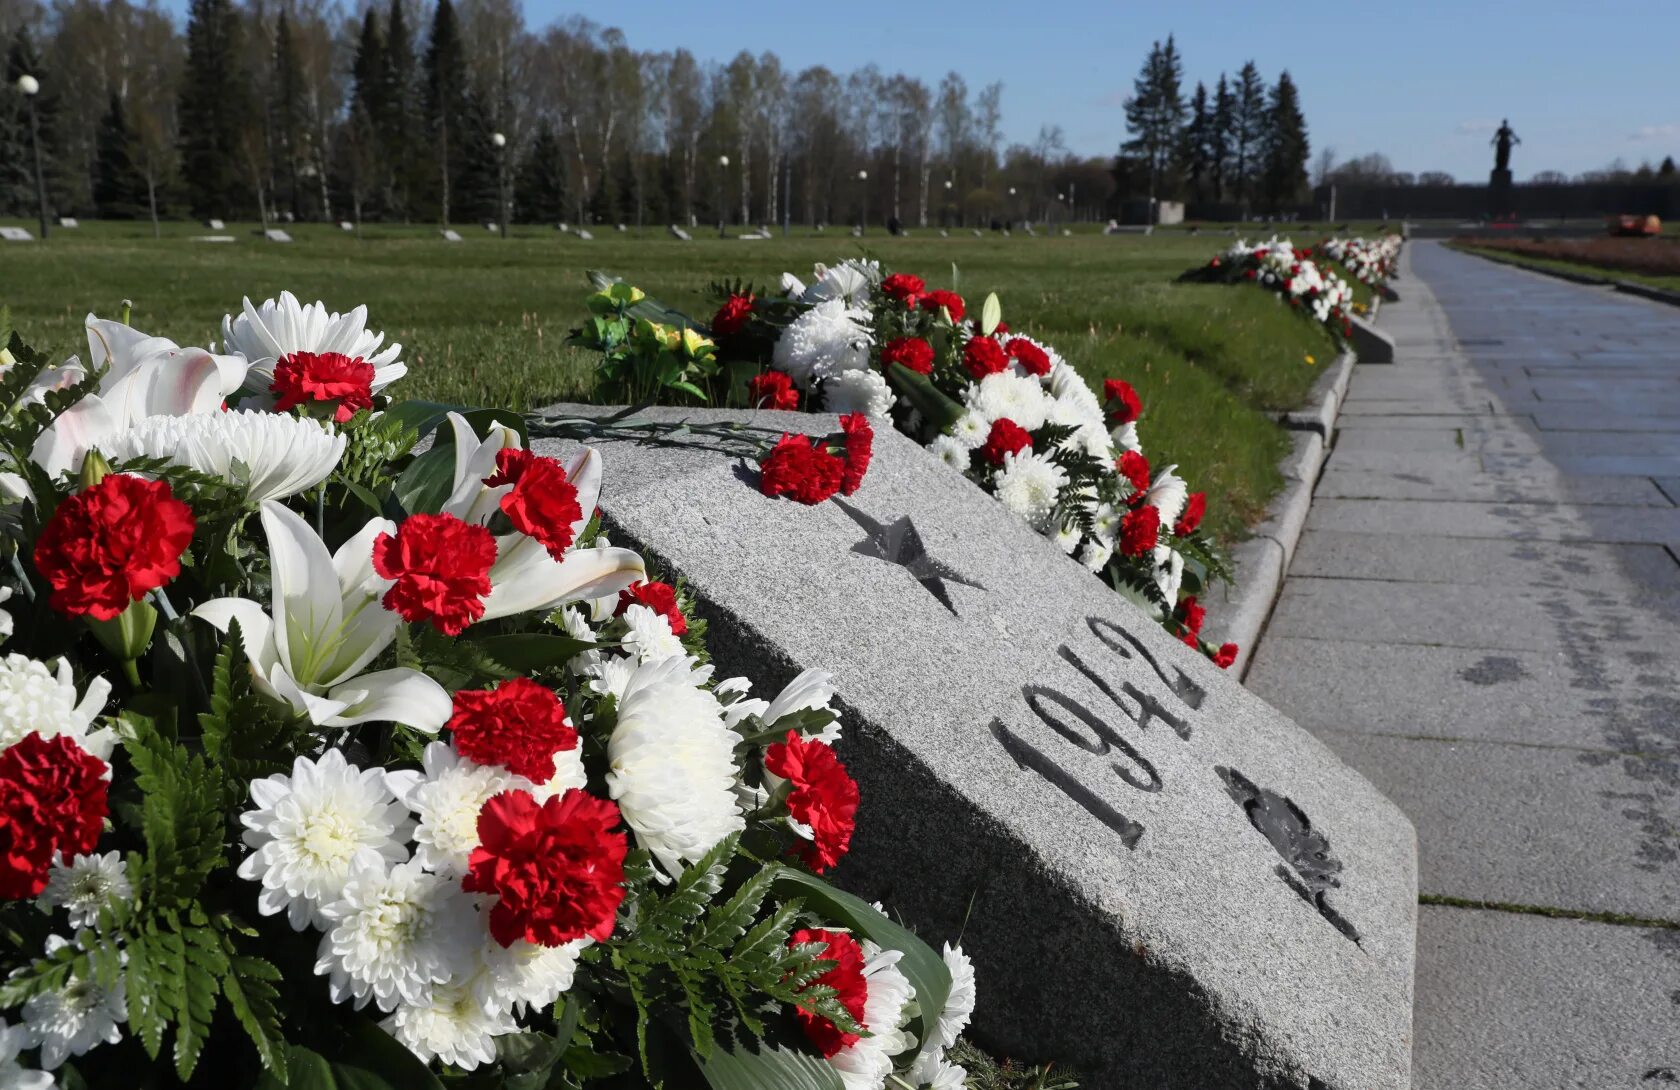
xmin=1316 ymin=234 xmax=1403 ymax=288
xmin=0 ymin=295 xmax=975 ymax=1090
xmin=572 ymin=261 xmax=1238 ymax=667
xmin=1182 ymin=235 xmax=1360 ymax=338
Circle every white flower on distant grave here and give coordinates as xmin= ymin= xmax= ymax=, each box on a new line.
xmin=475 ymin=935 xmax=588 ymax=1015
xmin=0 ymin=1018 xmax=51 ymax=1090
xmin=1080 ymin=538 xmax=1114 ymax=573
xmin=993 ymin=450 xmax=1067 ymax=530
xmin=237 ymin=748 xmax=414 ymax=931
xmin=1153 ymin=545 xmax=1186 ymax=605
xmin=381 ymin=974 xmax=516 ymax=1071
xmin=0 ymin=653 xmax=113 ymax=761
xmin=966 ymin=371 xmax=1049 ymax=431
xmin=949 ymin=412 xmax=989 ymax=450
xmin=828 ymin=942 xmax=917 ymax=1090
xmin=0 ymin=588 xmax=12 ymax=646
xmin=619 ymin=603 xmax=684 ymax=663
xmin=195 ymin=502 xmax=451 ymax=731
xmin=802 ymin=259 xmax=881 ymax=305
xmin=30 ymin=315 xmax=248 ymax=479
xmin=929 ymin=435 xmax=971 ymax=471
xmin=823 ymin=368 xmax=895 ymax=419
xmin=607 ymin=655 xmax=745 ymax=877
xmin=38 ymin=852 xmax=131 ymax=930
xmin=102 ymin=409 xmax=346 ymax=503
xmin=21 ymin=937 xmax=127 ymax=1070
xmin=223 ymin=291 xmax=406 ymax=402
xmin=906 ymin=944 xmax=977 ymax=1083
xmin=386 ymin=743 xmax=520 ymax=878
xmin=1147 ymin=464 xmax=1188 ymax=529
xmin=772 ymin=299 xmax=874 ymax=390
xmin=313 ymin=856 xmax=478 ymax=1012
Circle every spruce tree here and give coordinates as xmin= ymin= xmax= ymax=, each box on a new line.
xmin=1177 ymin=81 xmax=1211 ymax=203
xmin=178 ymin=0 xmax=249 ymax=219
xmin=1121 ymin=35 xmax=1186 ymax=200
xmin=1261 ymin=71 xmax=1309 ymax=212
xmin=1660 ymin=156 xmax=1676 ymax=180
xmin=1231 ymin=61 xmax=1267 ymax=209
xmin=1209 ymin=73 xmax=1235 ymax=203
xmin=516 ymin=120 xmax=565 ymax=224
xmin=2 ymin=30 xmax=53 ymax=220
xmin=453 ymin=91 xmax=501 ymax=225
xmin=274 ymin=12 xmax=306 ymax=219
xmin=94 ymin=93 xmax=148 ymax=219
xmin=382 ymin=0 xmax=416 ymax=217
xmin=421 ymin=0 xmax=467 ymax=224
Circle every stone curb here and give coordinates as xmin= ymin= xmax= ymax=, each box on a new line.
xmin=1210 ymin=347 xmax=1356 ymax=678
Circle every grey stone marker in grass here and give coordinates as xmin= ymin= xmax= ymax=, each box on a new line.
xmin=0 ymin=226 xmax=33 ymax=241
xmin=531 ymin=406 xmax=1418 ymax=1090
xmin=263 ymin=228 xmax=292 ymax=243
xmin=440 ymin=228 xmax=462 ymax=242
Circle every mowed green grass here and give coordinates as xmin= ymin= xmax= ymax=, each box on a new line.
xmin=0 ymin=219 xmax=1340 ymax=542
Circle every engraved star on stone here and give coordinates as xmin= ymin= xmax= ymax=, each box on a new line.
xmin=834 ymin=499 xmax=983 ymax=615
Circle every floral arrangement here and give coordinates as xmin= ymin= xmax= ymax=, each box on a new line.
xmin=571 ymin=263 xmax=1236 ymax=667
xmin=1317 ymin=235 xmax=1402 ymax=289
xmin=0 ymin=295 xmax=976 ymax=1089
xmin=1183 ymin=237 xmax=1356 ymax=340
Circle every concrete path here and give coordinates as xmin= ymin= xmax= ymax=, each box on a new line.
xmin=1247 ymin=241 xmax=1680 ymax=1087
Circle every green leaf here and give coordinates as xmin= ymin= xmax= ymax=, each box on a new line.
xmin=471 ymin=633 xmax=598 ymax=673
xmin=260 ymin=1020 xmax=447 ymax=1090
xmin=391 ymin=443 xmax=456 ymax=518
xmin=382 ymin=401 xmax=528 ymax=445
xmin=980 ymin=291 xmax=1002 ymax=335
xmin=695 ymin=1040 xmax=845 ymax=1090
xmin=772 ymin=869 xmax=952 ymax=1050
xmin=883 ymin=361 xmax=965 ymax=434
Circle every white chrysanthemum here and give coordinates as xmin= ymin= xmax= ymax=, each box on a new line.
xmin=1080 ymin=539 xmax=1114 ymax=573
xmin=39 ymin=852 xmax=131 ymax=930
xmin=587 ymin=656 xmax=639 ymax=704
xmin=906 ymin=944 xmax=977 ymax=1083
xmin=524 ymin=741 xmax=588 ymax=804
xmin=993 ymin=450 xmax=1067 ymax=530
xmin=22 ymin=938 xmax=126 ymax=1070
xmin=1110 ymin=420 xmax=1141 ymax=454
xmin=238 ymin=748 xmax=414 ymax=931
xmin=1047 ymin=360 xmax=1100 ymax=410
xmin=929 ymin=435 xmax=971 ymax=471
xmin=620 ymin=603 xmax=684 ymax=663
xmin=802 ymin=259 xmax=881 ymax=304
xmin=927 ymin=1060 xmax=969 ymax=1089
xmin=772 ymin=299 xmax=873 ymax=390
xmin=0 ymin=588 xmax=12 ymax=646
xmin=1051 ymin=521 xmax=1082 ymax=555
xmin=554 ymin=605 xmax=601 ymax=676
xmin=824 ymin=369 xmax=895 ymax=419
xmin=1148 ymin=465 xmax=1188 ymax=529
xmin=0 ymin=654 xmax=113 ymax=761
xmin=386 ymin=743 xmax=519 ymax=877
xmin=607 ymin=655 xmax=745 ymax=877
xmin=476 ymin=936 xmax=587 ymax=1015
xmin=314 ymin=856 xmax=478 ymax=1012
xmin=1154 ymin=545 xmax=1186 ymax=604
xmin=828 ymin=942 xmax=917 ymax=1090
xmin=381 ymin=974 xmax=515 ymax=1071
xmin=224 ymin=291 xmax=405 ymax=398
xmin=0 ymin=1017 xmax=51 ymax=1089
xmin=102 ymin=410 xmax=346 ymax=503
xmin=949 ymin=412 xmax=989 ymax=450
xmin=966 ymin=371 xmax=1049 ymax=431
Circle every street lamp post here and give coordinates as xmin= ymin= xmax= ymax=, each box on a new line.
xmin=857 ymin=169 xmax=868 ymax=233
xmin=17 ymin=75 xmax=47 ymax=241
xmin=491 ymin=131 xmax=508 ymax=239
xmin=1007 ymin=186 xmax=1016 ymax=227
xmin=716 ymin=155 xmax=729 ymax=237
xmin=943 ymin=177 xmax=953 ymax=227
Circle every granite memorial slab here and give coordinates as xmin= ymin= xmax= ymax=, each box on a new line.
xmin=440 ymin=228 xmax=463 ymax=242
xmin=0 ymin=226 xmax=32 ymax=241
xmin=529 ymin=406 xmax=1418 ymax=1089
xmin=264 ymin=228 xmax=292 ymax=242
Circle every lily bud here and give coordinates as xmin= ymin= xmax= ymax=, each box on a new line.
xmin=86 ymin=598 xmax=157 ymax=665
xmin=78 ymin=449 xmax=112 ymax=490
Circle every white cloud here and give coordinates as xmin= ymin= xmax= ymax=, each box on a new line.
xmin=1629 ymin=123 xmax=1680 ymax=142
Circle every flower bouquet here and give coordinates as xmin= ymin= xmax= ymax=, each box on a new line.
xmin=1317 ymin=235 xmax=1402 ymax=289
xmin=571 ymin=266 xmax=1236 ymax=667
xmin=0 ymin=297 xmax=974 ymax=1089
xmin=1181 ymin=237 xmax=1356 ymax=340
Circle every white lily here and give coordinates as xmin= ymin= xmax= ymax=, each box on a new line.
xmin=435 ymin=412 xmax=647 ymax=622
xmin=194 ymin=501 xmax=450 ymax=731
xmin=223 ymin=291 xmax=406 ymax=402
xmin=30 ymin=315 xmax=248 ymax=479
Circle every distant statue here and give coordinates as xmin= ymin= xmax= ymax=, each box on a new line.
xmin=1492 ymin=120 xmax=1520 ymax=173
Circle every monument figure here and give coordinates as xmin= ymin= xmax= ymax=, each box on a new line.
xmin=1492 ymin=119 xmax=1520 ymax=173
xmin=1488 ymin=118 xmax=1519 ymax=219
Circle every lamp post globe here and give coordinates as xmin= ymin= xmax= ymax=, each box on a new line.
xmin=490 ymin=131 xmax=506 ymax=148
xmin=716 ymin=156 xmax=730 ymax=235
xmin=17 ymin=74 xmax=38 ymax=96
xmin=718 ymin=155 xmax=729 ymax=168
xmin=857 ymin=170 xmax=869 ymax=232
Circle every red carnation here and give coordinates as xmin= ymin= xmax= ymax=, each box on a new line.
xmin=838 ymin=413 xmax=873 ymax=497
xmin=920 ymin=289 xmax=966 ymax=322
xmin=765 ymin=730 xmax=859 ymax=873
xmin=464 ymin=788 xmax=627 ymax=947
xmin=880 ymin=272 xmax=926 ymax=308
xmin=372 ymin=513 xmax=497 ymax=635
xmin=712 ymin=293 xmax=755 ymax=338
xmin=962 ymin=336 xmax=1008 ymax=380
xmin=615 ymin=580 xmax=688 ymax=636
xmin=33 ymin=474 xmax=195 ymax=621
xmin=1006 ymin=338 xmax=1051 ymax=377
xmin=789 ymin=928 xmax=869 ymax=1057
xmin=1178 ymin=595 xmax=1206 ymax=638
xmin=270 ymin=350 xmax=375 ymax=422
xmin=1174 ymin=492 xmax=1207 ymax=537
xmin=1117 ymin=450 xmax=1151 ymax=497
xmin=759 ymin=434 xmax=845 ymax=505
xmin=1103 ymin=379 xmax=1142 ymax=425
xmin=449 ymin=678 xmax=579 ymax=783
xmin=881 ymin=336 xmax=934 ymax=376
xmin=0 ymin=734 xmax=109 ymax=901
xmin=749 ymin=370 xmax=800 ymax=410
xmin=978 ymin=418 xmax=1033 ymax=466
xmin=1119 ymin=504 xmax=1161 ymax=556
xmin=1214 ymin=643 xmax=1239 ymax=670
xmin=486 ymin=449 xmax=582 ymax=561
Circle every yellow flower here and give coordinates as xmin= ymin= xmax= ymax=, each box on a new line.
xmin=681 ymin=327 xmax=714 ymax=358
xmin=1304 ymin=354 xmax=1316 ymax=365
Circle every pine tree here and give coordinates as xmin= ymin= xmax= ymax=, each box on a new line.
xmin=1261 ymin=71 xmax=1309 ymax=212
xmin=1121 ymin=35 xmax=1187 ymax=200
xmin=516 ymin=119 xmax=565 ymax=224
xmin=1661 ymin=156 xmax=1677 ymax=180
xmin=453 ymin=90 xmax=501 ymax=225
xmin=382 ymin=0 xmax=416 ymax=218
xmin=421 ymin=0 xmax=467 ymax=224
xmin=178 ymin=0 xmax=249 ymax=219
xmin=273 ymin=12 xmax=306 ymax=219
xmin=1231 ymin=61 xmax=1267 ymax=210
xmin=1177 ymin=82 xmax=1211 ymax=203
xmin=94 ymin=93 xmax=148 ymax=218
xmin=2 ymin=30 xmax=52 ymax=220
xmin=1209 ymin=74 xmax=1234 ymax=203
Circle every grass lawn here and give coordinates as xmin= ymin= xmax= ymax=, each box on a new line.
xmin=1450 ymin=237 xmax=1680 ymax=293
xmin=0 ymin=219 xmax=1340 ymax=543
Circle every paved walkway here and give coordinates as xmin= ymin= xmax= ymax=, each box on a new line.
xmin=1247 ymin=241 xmax=1680 ymax=1087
